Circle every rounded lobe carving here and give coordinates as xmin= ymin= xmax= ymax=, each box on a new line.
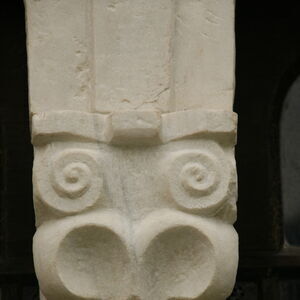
xmin=34 ymin=149 xmax=103 ymax=214
xmin=33 ymin=210 xmax=238 ymax=300
xmin=57 ymin=225 xmax=131 ymax=299
xmin=165 ymin=143 xmax=234 ymax=214
xmin=33 ymin=212 xmax=134 ymax=300
xmin=135 ymin=210 xmax=238 ymax=300
xmin=140 ymin=225 xmax=215 ymax=300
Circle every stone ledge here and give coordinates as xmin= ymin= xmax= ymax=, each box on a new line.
xmin=32 ymin=109 xmax=237 ymax=146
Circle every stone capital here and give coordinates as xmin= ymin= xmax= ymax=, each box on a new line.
xmin=25 ymin=1 xmax=238 ymax=299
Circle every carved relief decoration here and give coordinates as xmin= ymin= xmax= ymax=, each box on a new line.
xmin=32 ymin=109 xmax=238 ymax=300
xmin=25 ymin=0 xmax=237 ymax=299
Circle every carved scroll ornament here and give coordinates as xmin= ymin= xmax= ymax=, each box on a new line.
xmin=25 ymin=0 xmax=237 ymax=298
xmin=32 ymin=109 xmax=238 ymax=300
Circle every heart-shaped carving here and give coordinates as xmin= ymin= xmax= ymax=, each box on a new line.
xmin=34 ymin=210 xmax=237 ymax=300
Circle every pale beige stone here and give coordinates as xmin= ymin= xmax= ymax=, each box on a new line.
xmin=93 ymin=0 xmax=174 ymax=112
xmin=173 ymin=0 xmax=235 ymax=111
xmin=25 ymin=0 xmax=235 ymax=113
xmin=34 ymin=210 xmax=238 ymax=300
xmin=25 ymin=0 xmax=94 ymax=113
xmin=25 ymin=1 xmax=238 ymax=299
xmin=31 ymin=109 xmax=238 ymax=299
xmin=31 ymin=109 xmax=237 ymax=145
xmin=31 ymin=111 xmax=111 ymax=145
xmin=108 ymin=110 xmax=162 ymax=145
xmin=160 ymin=109 xmax=237 ymax=143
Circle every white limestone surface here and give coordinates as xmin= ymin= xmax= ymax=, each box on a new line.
xmin=25 ymin=0 xmax=235 ymax=113
xmin=25 ymin=0 xmax=93 ymax=113
xmin=30 ymin=110 xmax=238 ymax=300
xmin=25 ymin=1 xmax=238 ymax=299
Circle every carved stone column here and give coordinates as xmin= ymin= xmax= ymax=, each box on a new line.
xmin=25 ymin=1 xmax=238 ymax=299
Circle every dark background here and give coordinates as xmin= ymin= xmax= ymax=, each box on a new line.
xmin=1 ymin=1 xmax=300 ymax=299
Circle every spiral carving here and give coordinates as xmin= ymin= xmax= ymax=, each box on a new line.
xmin=34 ymin=149 xmax=103 ymax=214
xmin=180 ymin=158 xmax=220 ymax=197
xmin=165 ymin=143 xmax=232 ymax=213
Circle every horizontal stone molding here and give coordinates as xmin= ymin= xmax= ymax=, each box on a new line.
xmin=32 ymin=109 xmax=237 ymax=146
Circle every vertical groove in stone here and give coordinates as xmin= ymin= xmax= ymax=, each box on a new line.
xmin=88 ymin=0 xmax=96 ymax=113
xmin=168 ymin=0 xmax=177 ymax=113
